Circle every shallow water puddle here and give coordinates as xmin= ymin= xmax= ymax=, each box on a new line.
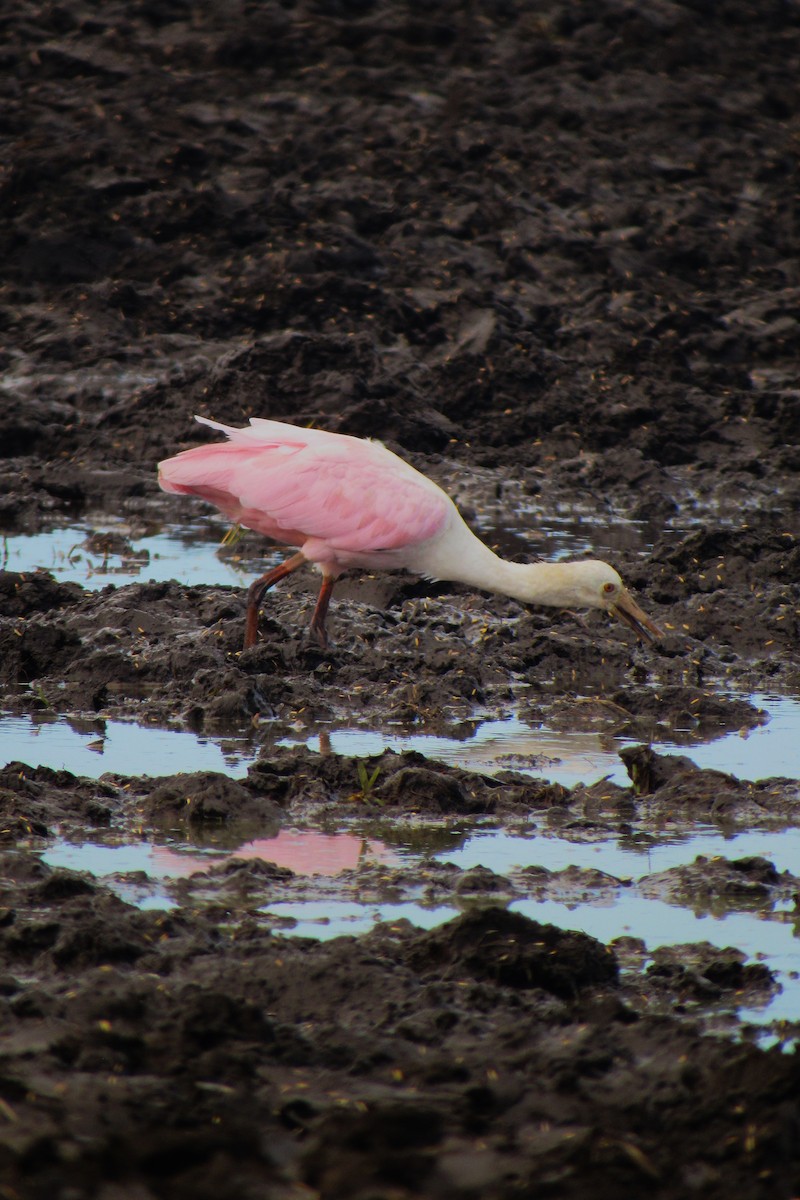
xmin=448 ymin=824 xmax=800 ymax=878
xmin=41 ymin=817 xmax=800 ymax=1039
xmin=5 ymin=691 xmax=800 ymax=1038
xmin=44 ymin=827 xmax=399 ymax=883
xmin=0 ymin=713 xmax=252 ymax=779
xmin=281 ymin=694 xmax=800 ymax=787
xmin=4 ymin=694 xmax=796 ymax=787
xmin=41 ymin=822 xmax=800 ymax=887
xmin=1 ymin=517 xmax=274 ymax=589
xmin=515 ymin=895 xmax=800 ymax=1035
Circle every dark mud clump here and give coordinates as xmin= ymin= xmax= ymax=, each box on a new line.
xmin=404 ymin=906 xmax=618 ymax=996
xmin=1 ymin=873 xmax=799 ymax=1199
xmin=3 ymin=0 xmax=800 ymax=1196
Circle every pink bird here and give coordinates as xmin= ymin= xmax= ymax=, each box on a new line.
xmin=158 ymin=416 xmax=664 ymax=651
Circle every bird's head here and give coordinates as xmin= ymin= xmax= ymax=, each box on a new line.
xmin=565 ymin=560 xmax=664 ymax=643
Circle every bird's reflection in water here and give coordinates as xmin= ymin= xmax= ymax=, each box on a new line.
xmin=150 ymin=827 xmax=399 ymax=879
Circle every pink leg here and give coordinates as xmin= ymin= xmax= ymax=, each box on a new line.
xmin=308 ymin=575 xmax=336 ymax=649
xmin=244 ymin=552 xmax=306 ymax=649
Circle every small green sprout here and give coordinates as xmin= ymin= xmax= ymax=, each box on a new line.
xmin=354 ymin=761 xmax=381 ymax=802
xmin=32 ymin=684 xmax=52 ymax=710
xmin=221 ymin=524 xmax=246 ymax=548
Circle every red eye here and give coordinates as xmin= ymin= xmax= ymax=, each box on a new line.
xmin=603 ymin=582 xmax=616 ymax=594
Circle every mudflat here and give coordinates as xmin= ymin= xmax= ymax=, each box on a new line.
xmin=1 ymin=2 xmax=799 ymax=1197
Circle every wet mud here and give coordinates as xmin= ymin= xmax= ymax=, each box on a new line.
xmin=2 ymin=0 xmax=800 ymax=1196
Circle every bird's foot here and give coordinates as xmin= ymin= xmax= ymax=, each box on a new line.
xmin=308 ymin=619 xmax=330 ymax=650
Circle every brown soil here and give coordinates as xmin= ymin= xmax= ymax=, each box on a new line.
xmin=1 ymin=1 xmax=799 ymax=1197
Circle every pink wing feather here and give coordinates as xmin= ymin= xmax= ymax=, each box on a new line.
xmin=158 ymin=417 xmax=452 ymax=563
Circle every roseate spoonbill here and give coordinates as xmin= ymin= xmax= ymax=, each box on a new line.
xmin=158 ymin=416 xmax=664 ymax=650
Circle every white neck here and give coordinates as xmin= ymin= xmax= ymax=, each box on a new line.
xmin=456 ymin=548 xmax=591 ymax=608
xmin=412 ymin=518 xmax=600 ymax=610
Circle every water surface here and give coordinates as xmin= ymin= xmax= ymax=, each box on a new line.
xmin=3 ymin=695 xmax=797 ymax=789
